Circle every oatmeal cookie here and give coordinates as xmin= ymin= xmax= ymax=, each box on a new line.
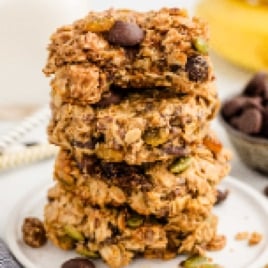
xmin=44 ymin=185 xmax=218 ymax=268
xmin=44 ymin=8 xmax=216 ymax=105
xmin=48 ymin=90 xmax=219 ymax=164
xmin=52 ymin=138 xmax=230 ymax=217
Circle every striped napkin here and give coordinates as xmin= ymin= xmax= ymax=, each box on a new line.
xmin=0 ymin=105 xmax=58 ymax=172
xmin=0 ymin=239 xmax=21 ymax=268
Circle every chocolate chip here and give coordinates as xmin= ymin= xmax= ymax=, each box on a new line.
xmin=124 ymin=47 xmax=139 ymax=61
xmin=95 ymin=90 xmax=123 ymax=108
xmin=162 ymin=144 xmax=189 ymax=157
xmin=222 ymin=96 xmax=262 ymax=118
xmin=243 ymin=72 xmax=268 ymax=99
xmin=242 ymin=96 xmax=262 ymax=109
xmin=230 ymin=108 xmax=262 ymax=134
xmin=170 ymin=64 xmax=180 ymax=72
xmin=264 ymin=185 xmax=268 ymax=197
xmin=222 ymin=98 xmax=244 ymax=118
xmin=108 ymin=21 xmax=144 ymax=47
xmin=215 ymin=189 xmax=229 ymax=205
xmin=262 ymin=106 xmax=268 ymax=137
xmin=185 ymin=55 xmax=208 ymax=82
xmin=61 ymin=258 xmax=95 ymax=268
xmin=71 ymin=140 xmax=95 ymax=149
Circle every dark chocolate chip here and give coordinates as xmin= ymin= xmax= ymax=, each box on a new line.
xmin=262 ymin=106 xmax=268 ymax=137
xmin=166 ymin=188 xmax=181 ymax=200
xmin=264 ymin=185 xmax=268 ymax=197
xmin=71 ymin=140 xmax=95 ymax=149
xmin=81 ymin=157 xmax=152 ymax=192
xmin=222 ymin=96 xmax=262 ymax=118
xmin=230 ymin=108 xmax=262 ymax=134
xmin=243 ymin=71 xmax=268 ymax=99
xmin=242 ymin=96 xmax=262 ymax=109
xmin=222 ymin=98 xmax=244 ymax=118
xmin=124 ymin=47 xmax=139 ymax=61
xmin=108 ymin=21 xmax=144 ymax=47
xmin=61 ymin=258 xmax=95 ymax=268
xmin=185 ymin=55 xmax=208 ymax=82
xmin=170 ymin=64 xmax=181 ymax=72
xmin=264 ymin=99 xmax=268 ymax=106
xmin=95 ymin=90 xmax=123 ymax=108
xmin=215 ymin=189 xmax=229 ymax=205
xmin=162 ymin=145 xmax=189 ymax=157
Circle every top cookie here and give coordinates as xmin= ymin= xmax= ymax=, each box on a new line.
xmin=44 ymin=8 xmax=215 ymax=105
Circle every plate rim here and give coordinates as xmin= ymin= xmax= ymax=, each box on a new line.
xmin=5 ymin=175 xmax=268 ymax=268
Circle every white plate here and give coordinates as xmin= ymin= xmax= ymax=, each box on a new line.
xmin=6 ymin=176 xmax=268 ymax=268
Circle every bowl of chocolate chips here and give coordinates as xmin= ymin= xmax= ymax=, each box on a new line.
xmin=221 ymin=71 xmax=268 ymax=174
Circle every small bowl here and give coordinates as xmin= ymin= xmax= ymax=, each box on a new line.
xmin=220 ymin=113 xmax=268 ymax=174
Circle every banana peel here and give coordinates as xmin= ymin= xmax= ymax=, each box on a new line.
xmin=196 ymin=0 xmax=268 ymax=71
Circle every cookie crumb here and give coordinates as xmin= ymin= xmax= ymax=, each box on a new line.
xmin=248 ymin=232 xmax=262 ymax=246
xmin=235 ymin=231 xmax=262 ymax=246
xmin=235 ymin=232 xmax=249 ymax=241
xmin=206 ymin=235 xmax=226 ymax=251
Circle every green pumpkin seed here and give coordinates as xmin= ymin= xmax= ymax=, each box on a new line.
xmin=199 ymin=265 xmax=222 ymax=268
xmin=127 ymin=215 xmax=144 ymax=228
xmin=76 ymin=248 xmax=100 ymax=258
xmin=180 ymin=256 xmax=221 ymax=268
xmin=58 ymin=235 xmax=74 ymax=249
xmin=193 ymin=38 xmax=209 ymax=54
xmin=59 ymin=175 xmax=75 ymax=186
xmin=169 ymin=157 xmax=191 ymax=174
xmin=64 ymin=225 xmax=84 ymax=241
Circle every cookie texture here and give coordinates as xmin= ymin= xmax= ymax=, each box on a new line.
xmin=48 ymin=89 xmax=219 ymax=164
xmin=44 ymin=8 xmax=216 ymax=105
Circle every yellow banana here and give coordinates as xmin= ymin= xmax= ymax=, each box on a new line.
xmin=196 ymin=0 xmax=268 ymax=71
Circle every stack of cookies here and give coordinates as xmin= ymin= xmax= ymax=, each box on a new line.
xmin=43 ymin=8 xmax=230 ymax=268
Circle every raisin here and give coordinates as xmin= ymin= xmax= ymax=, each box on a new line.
xmin=186 ymin=55 xmax=208 ymax=82
xmin=95 ymin=90 xmax=123 ymax=108
xmin=215 ymin=189 xmax=229 ymax=205
xmin=162 ymin=144 xmax=189 ymax=157
xmin=22 ymin=217 xmax=47 ymax=248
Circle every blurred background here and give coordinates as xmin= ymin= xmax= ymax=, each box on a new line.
xmin=0 ymin=0 xmax=90 ymax=117
xmin=0 ymin=0 xmax=264 ymax=118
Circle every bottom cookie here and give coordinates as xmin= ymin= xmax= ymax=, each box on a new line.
xmin=45 ymin=185 xmax=221 ymax=268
